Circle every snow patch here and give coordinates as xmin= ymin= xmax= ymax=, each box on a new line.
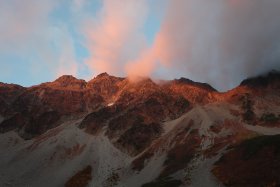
xmin=0 ymin=119 xmax=131 ymax=187
xmin=244 ymin=124 xmax=280 ymax=135
xmin=118 ymin=153 xmax=166 ymax=187
xmin=188 ymin=154 xmax=225 ymax=187
xmin=163 ymin=112 xmax=190 ymax=135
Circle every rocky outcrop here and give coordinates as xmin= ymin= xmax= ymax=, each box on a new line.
xmin=87 ymin=72 xmax=125 ymax=102
xmin=65 ymin=165 xmax=92 ymax=187
xmin=240 ymin=70 xmax=280 ymax=89
xmin=212 ymin=135 xmax=280 ymax=187
xmin=46 ymin=75 xmax=87 ymax=90
xmin=164 ymin=78 xmax=217 ymax=104
xmin=0 ymin=82 xmax=25 ymax=116
xmin=0 ymin=82 xmax=26 ymax=104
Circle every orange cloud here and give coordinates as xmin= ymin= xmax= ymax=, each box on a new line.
xmin=84 ymin=0 xmax=148 ymax=76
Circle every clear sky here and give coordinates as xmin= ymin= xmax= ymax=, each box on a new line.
xmin=0 ymin=0 xmax=279 ymax=91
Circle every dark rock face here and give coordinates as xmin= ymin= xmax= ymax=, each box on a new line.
xmin=0 ymin=110 xmax=61 ymax=139
xmin=0 ymin=82 xmax=25 ymax=104
xmin=0 ymin=113 xmax=28 ymax=133
xmin=0 ymin=83 xmax=25 ymax=116
xmin=174 ymin=77 xmax=217 ymax=92
xmin=23 ymin=111 xmax=61 ymax=138
xmin=240 ymin=70 xmax=280 ymax=88
xmin=79 ymin=106 xmax=120 ymax=135
xmin=212 ymin=135 xmax=280 ymax=187
xmin=0 ymin=97 xmax=10 ymax=116
xmin=106 ymin=111 xmax=140 ymax=138
xmin=117 ymin=121 xmax=162 ymax=155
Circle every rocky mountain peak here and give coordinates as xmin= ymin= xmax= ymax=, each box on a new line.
xmin=129 ymin=77 xmax=157 ymax=88
xmin=89 ymin=72 xmax=124 ymax=84
xmin=240 ymin=70 xmax=280 ymax=88
xmin=87 ymin=73 xmax=124 ymax=101
xmin=55 ymin=75 xmax=77 ymax=81
xmin=174 ymin=77 xmax=217 ymax=92
xmin=0 ymin=82 xmax=25 ymax=104
xmin=96 ymin=72 xmax=110 ymax=78
xmin=50 ymin=75 xmax=87 ymax=89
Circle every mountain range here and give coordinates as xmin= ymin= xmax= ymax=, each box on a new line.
xmin=0 ymin=71 xmax=279 ymax=187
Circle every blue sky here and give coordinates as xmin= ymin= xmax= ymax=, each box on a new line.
xmin=0 ymin=0 xmax=163 ymax=86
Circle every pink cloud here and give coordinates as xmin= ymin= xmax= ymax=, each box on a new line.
xmin=83 ymin=0 xmax=148 ymax=76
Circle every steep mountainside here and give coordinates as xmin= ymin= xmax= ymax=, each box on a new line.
xmin=0 ymin=71 xmax=279 ymax=187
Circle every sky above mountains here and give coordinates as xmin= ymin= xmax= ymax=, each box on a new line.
xmin=1 ymin=0 xmax=280 ymax=91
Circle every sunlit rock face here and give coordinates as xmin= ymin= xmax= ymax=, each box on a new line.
xmin=0 ymin=71 xmax=280 ymax=187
